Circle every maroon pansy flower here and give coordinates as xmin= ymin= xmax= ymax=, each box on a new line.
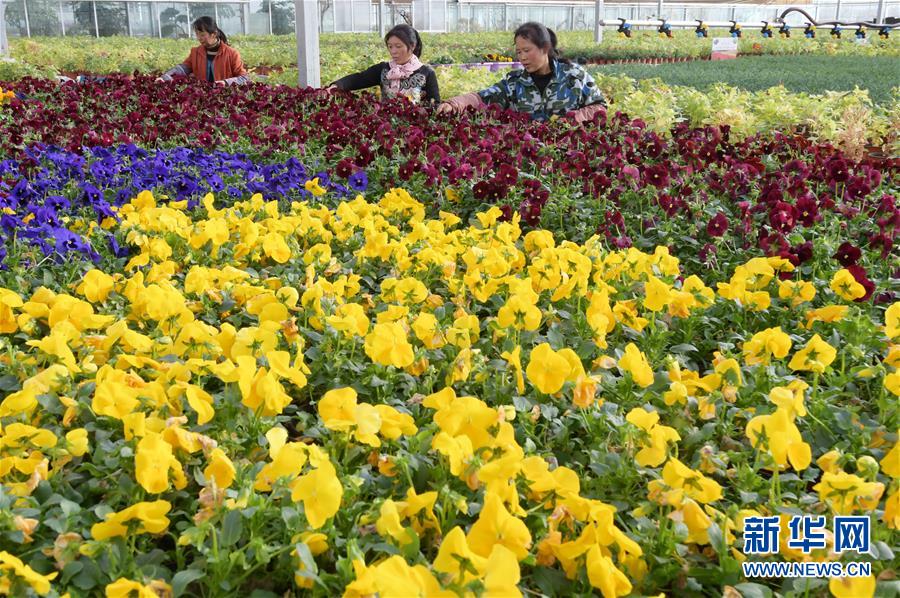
xmin=706 ymin=212 xmax=729 ymax=237
xmin=833 ymin=242 xmax=861 ymax=266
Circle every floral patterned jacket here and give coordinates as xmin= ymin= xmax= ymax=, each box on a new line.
xmin=476 ymin=59 xmax=605 ymax=121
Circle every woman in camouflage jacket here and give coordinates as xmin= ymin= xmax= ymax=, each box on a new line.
xmin=437 ymin=22 xmax=606 ymax=123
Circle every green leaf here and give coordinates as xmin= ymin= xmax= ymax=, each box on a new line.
xmin=670 ymin=343 xmax=698 ymax=354
xmin=547 ymin=325 xmax=565 ymax=348
xmin=512 ymin=395 xmax=531 ymax=411
xmin=540 ymin=403 xmax=559 ymax=420
xmin=532 ymin=566 xmax=569 ymax=595
xmin=71 ymin=559 xmax=102 ymax=591
xmin=707 ymin=522 xmax=727 ymax=556
xmin=60 ymin=561 xmax=84 ymax=585
xmin=172 ymin=570 xmax=205 ymax=597
xmin=346 ymin=538 xmax=365 ymax=563
xmin=734 ymin=582 xmax=774 ymax=598
xmin=281 ymin=506 xmax=300 ymax=527
xmin=873 ymin=541 xmax=895 ymax=561
xmin=219 ymin=509 xmax=243 ymax=548
xmin=59 ymin=499 xmax=81 ymax=517
xmin=739 ymin=491 xmax=760 ymax=504
xmin=0 ymin=375 xmax=21 ymax=391
xmin=295 ymin=542 xmax=319 ymax=575
xmin=32 ymin=481 xmax=53 ymax=503
xmin=400 ymin=527 xmax=421 ymax=561
xmin=369 ymin=375 xmax=389 ymax=387
xmin=877 ymin=581 xmax=900 ymax=598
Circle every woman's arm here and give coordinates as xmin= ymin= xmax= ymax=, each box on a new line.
xmin=330 ymin=63 xmax=385 ymax=92
xmin=424 ymin=68 xmax=441 ymax=103
xmin=475 ymin=75 xmax=513 ymax=109
xmin=579 ymin=70 xmax=606 ymax=107
xmin=158 ymin=62 xmax=191 ymax=82
xmin=437 ymin=73 xmax=511 ymax=114
xmin=569 ymin=103 xmax=606 ymax=124
xmin=224 ymin=51 xmax=250 ymax=85
xmin=442 ymin=92 xmax=486 ymax=112
xmin=223 ymin=74 xmax=251 ymax=86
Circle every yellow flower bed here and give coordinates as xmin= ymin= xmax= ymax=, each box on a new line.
xmin=0 ymin=188 xmax=896 ymax=596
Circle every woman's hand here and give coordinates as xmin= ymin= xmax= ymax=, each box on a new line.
xmin=215 ymin=80 xmax=226 ymax=88
xmin=436 ymin=101 xmax=456 ymax=115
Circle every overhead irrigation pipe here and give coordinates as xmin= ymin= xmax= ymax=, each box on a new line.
xmin=601 ymin=19 xmax=771 ymax=29
xmin=602 ymin=19 xmax=780 ymax=31
xmin=776 ymin=7 xmax=897 ymax=38
xmin=601 ymin=9 xmax=897 ymax=40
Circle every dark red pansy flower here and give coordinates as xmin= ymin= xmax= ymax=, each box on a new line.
xmin=795 ymin=195 xmax=820 ymax=227
xmin=336 ymin=158 xmax=354 ymax=178
xmin=791 ymin=241 xmax=813 ymax=264
xmin=706 ymin=212 xmax=729 ymax=237
xmin=825 ymin=157 xmax=850 ymax=184
xmin=833 ymin=242 xmax=861 ymax=266
xmin=472 ymin=180 xmax=492 ymax=200
xmin=398 ymin=159 xmax=419 ymax=181
xmin=519 ymin=198 xmax=542 ymax=226
xmin=644 ymin=163 xmax=670 ymax=189
xmin=496 ymin=163 xmax=519 ymax=186
xmin=612 ymin=235 xmax=633 ymax=249
xmin=769 ymin=201 xmax=798 ymax=234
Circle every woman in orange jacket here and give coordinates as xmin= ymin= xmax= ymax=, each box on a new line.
xmin=157 ymin=17 xmax=249 ymax=86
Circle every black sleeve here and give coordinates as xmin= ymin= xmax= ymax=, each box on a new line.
xmin=330 ymin=63 xmax=385 ymax=92
xmin=424 ymin=67 xmax=440 ymax=103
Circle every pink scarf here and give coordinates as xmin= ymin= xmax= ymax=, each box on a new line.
xmin=385 ymin=56 xmax=423 ymax=94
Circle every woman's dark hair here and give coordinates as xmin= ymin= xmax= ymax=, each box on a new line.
xmin=193 ymin=16 xmax=227 ymax=45
xmin=514 ymin=21 xmax=568 ymax=63
xmin=385 ymin=24 xmax=423 ymax=57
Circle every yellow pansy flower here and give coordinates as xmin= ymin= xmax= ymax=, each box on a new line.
xmin=814 ymin=471 xmax=885 ymax=515
xmin=526 ymin=343 xmax=570 ymax=394
xmin=742 ymin=327 xmax=792 ymax=366
xmin=746 ymin=407 xmax=811 ymax=471
xmin=76 ymin=269 xmax=116 ymax=303
xmin=304 ymin=177 xmax=327 ymax=197
xmin=830 ymin=269 xmax=865 ymax=301
xmin=290 ymin=462 xmax=343 ymax=529
xmin=364 ymin=322 xmax=415 ymax=368
xmin=885 ymin=302 xmax=900 ymax=339
xmin=91 ymin=501 xmax=172 ymax=541
xmin=204 ymin=448 xmax=236 ymax=489
xmin=618 ymin=343 xmax=654 ymax=388
xmin=585 ymin=545 xmax=632 ymax=598
xmin=788 ymin=334 xmax=837 ymax=373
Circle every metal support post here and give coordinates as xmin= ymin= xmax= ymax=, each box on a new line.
xmin=23 ymin=0 xmax=30 ymax=37
xmin=0 ymin=0 xmax=8 ymax=55
xmin=295 ymin=0 xmax=320 ymax=87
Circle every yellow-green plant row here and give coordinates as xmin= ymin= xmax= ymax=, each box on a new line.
xmin=0 ymin=187 xmax=897 ymax=596
xmin=7 ymin=30 xmax=899 ymax=76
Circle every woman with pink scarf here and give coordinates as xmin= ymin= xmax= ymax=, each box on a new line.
xmin=328 ymin=25 xmax=439 ymax=104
